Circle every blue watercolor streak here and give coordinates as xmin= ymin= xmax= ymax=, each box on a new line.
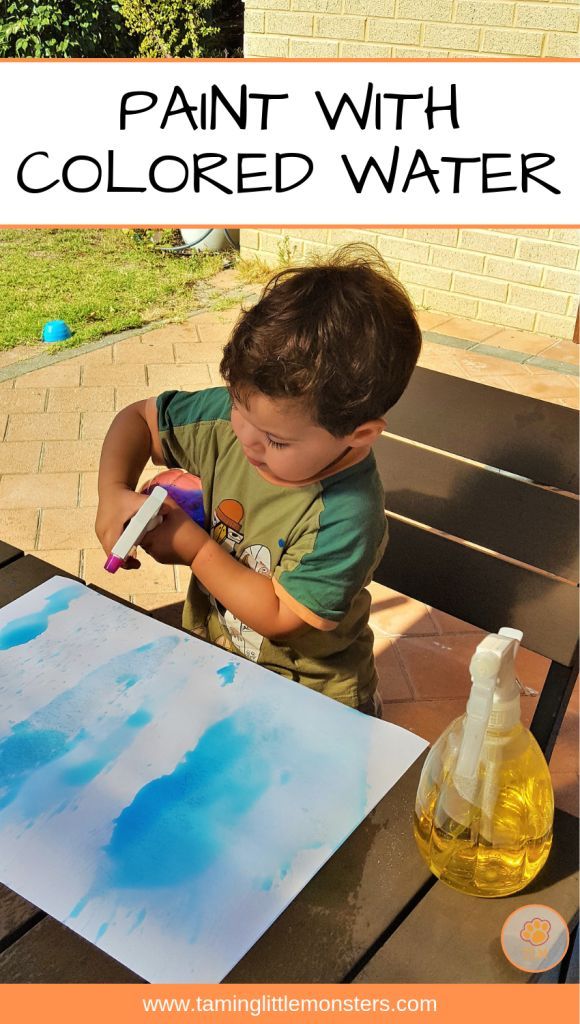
xmin=0 ymin=584 xmax=84 ymax=650
xmin=60 ymin=707 xmax=153 ymax=787
xmin=105 ymin=711 xmax=272 ymax=889
xmin=70 ymin=894 xmax=90 ymax=919
xmin=95 ymin=922 xmax=109 ymax=941
xmin=0 ymin=637 xmax=178 ymax=812
xmin=216 ymin=662 xmax=238 ymax=687
xmin=128 ymin=908 xmax=147 ymax=934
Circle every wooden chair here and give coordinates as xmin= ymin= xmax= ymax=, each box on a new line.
xmin=374 ymin=366 xmax=579 ymax=760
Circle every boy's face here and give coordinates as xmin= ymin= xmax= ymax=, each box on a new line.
xmin=230 ymin=391 xmax=354 ymax=485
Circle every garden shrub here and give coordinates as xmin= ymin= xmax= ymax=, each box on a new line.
xmin=0 ymin=1 xmax=134 ymax=57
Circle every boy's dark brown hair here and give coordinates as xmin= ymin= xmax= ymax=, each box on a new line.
xmin=220 ymin=243 xmax=422 ymax=436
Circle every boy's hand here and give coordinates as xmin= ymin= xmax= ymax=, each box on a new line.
xmin=95 ymin=485 xmax=151 ymax=570
xmin=140 ymin=500 xmax=209 ymax=566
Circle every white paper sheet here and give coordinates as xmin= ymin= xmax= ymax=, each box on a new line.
xmin=0 ymin=577 xmax=428 ymax=982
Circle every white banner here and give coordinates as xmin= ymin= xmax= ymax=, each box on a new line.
xmin=0 ymin=59 xmax=577 ymax=226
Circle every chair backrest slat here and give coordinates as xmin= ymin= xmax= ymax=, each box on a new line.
xmin=376 ymin=518 xmax=579 ymax=667
xmin=387 ymin=367 xmax=579 ymax=493
xmin=375 ymin=435 xmax=579 ymax=583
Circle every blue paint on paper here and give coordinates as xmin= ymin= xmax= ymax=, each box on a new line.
xmin=0 ymin=723 xmax=74 ymax=810
xmin=70 ymin=894 xmax=90 ymax=919
xmin=129 ymin=908 xmax=147 ymax=933
xmin=61 ymin=707 xmax=153 ymax=787
xmin=126 ymin=709 xmax=153 ymax=729
xmin=216 ymin=663 xmax=238 ymax=687
xmin=105 ymin=711 xmax=272 ymax=889
xmin=96 ymin=922 xmax=109 ymax=942
xmin=0 ymin=584 xmax=83 ymax=650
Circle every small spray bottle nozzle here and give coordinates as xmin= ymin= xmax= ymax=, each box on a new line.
xmin=454 ymin=627 xmax=523 ymax=785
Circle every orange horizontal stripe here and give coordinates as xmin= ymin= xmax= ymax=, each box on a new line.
xmin=273 ymin=578 xmax=337 ymax=632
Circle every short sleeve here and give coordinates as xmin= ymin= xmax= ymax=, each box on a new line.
xmin=156 ymin=388 xmax=232 ymax=475
xmin=273 ymin=466 xmax=388 ymax=631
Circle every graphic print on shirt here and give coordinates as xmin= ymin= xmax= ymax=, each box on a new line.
xmin=220 ymin=543 xmax=272 ymax=662
xmin=209 ymin=498 xmax=271 ymax=662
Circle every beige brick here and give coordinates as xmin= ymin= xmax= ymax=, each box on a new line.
xmin=33 ymin=549 xmax=82 ymax=575
xmin=405 ymin=285 xmax=424 ymax=306
xmin=453 ymin=274 xmax=508 ymax=302
xmin=14 ymin=362 xmax=81 ymax=389
xmin=246 ymin=0 xmax=289 ymax=6
xmin=239 ymin=228 xmax=259 ymax=250
xmin=368 ymin=19 xmax=422 ymax=43
xmin=329 ymin=228 xmax=379 ymax=246
xmin=508 ymin=284 xmax=569 ymax=315
xmin=146 ymin=364 xmax=211 ymax=391
xmin=0 ymin=473 xmax=79 ymax=510
xmin=550 ymin=229 xmax=580 ymax=245
xmin=543 ymin=268 xmax=580 ymax=293
xmin=0 ymin=508 xmax=39 ymax=549
xmin=244 ymin=35 xmax=289 ymax=56
xmin=515 ymin=4 xmax=579 ymax=31
xmin=0 ymin=387 xmax=47 ymax=412
xmin=535 ymin=312 xmax=576 ymax=340
xmin=41 ymin=439 xmax=102 ymax=473
xmin=46 ymin=386 xmax=115 ymax=412
xmin=518 ymin=239 xmax=578 ymax=269
xmin=460 ymin=230 xmax=517 ymax=257
xmin=266 ymin=12 xmax=313 ymax=34
xmin=567 ymin=294 xmax=579 ymax=317
xmin=38 ymin=507 xmax=99 ymax=550
xmin=431 ymin=247 xmax=485 ymax=274
xmin=502 ymin=228 xmax=552 ymax=239
xmin=79 ymin=472 xmax=98 ymax=508
xmin=303 ymin=240 xmax=333 ymax=259
xmin=315 ymin=14 xmax=365 ymax=38
xmin=423 ymin=289 xmax=478 ymax=319
xmin=340 ymin=42 xmax=393 ymax=57
xmin=294 ymin=227 xmax=329 ymax=243
xmin=292 ymin=0 xmax=341 ymax=10
xmin=82 ymin=363 xmax=147 ymax=387
xmin=245 ymin=10 xmax=265 ymax=32
xmin=290 ymin=37 xmax=339 ymax=55
xmin=114 ymin=385 xmax=159 ymax=409
xmin=376 ymin=237 xmax=431 ymax=264
xmin=482 ymin=28 xmax=543 ymax=55
xmin=345 ymin=0 xmax=394 ymax=12
xmin=399 ymin=264 xmax=453 ymax=289
xmin=484 ymin=256 xmax=543 ymax=286
xmin=74 ymin=346 xmax=113 ymax=367
xmin=423 ymin=24 xmax=481 ymax=48
xmin=82 ymin=548 xmax=177 ymax=598
xmin=0 ymin=441 xmax=42 ymax=474
xmin=112 ymin=338 xmax=176 ymax=364
xmin=478 ymin=300 xmax=536 ymax=331
xmin=391 ymin=47 xmax=444 ymax=57
xmin=405 ymin=229 xmax=458 ymax=246
xmin=173 ymin=341 xmax=227 ymax=364
xmin=544 ymin=34 xmax=580 ymax=57
xmin=456 ymin=1 xmax=515 ymax=26
xmin=80 ymin=411 xmax=115 ymax=440
xmin=6 ymin=412 xmax=80 ymax=441
xmin=209 ymin=362 xmax=225 ymax=386
xmin=0 ymin=413 xmax=6 ymax=439
xmin=398 ymin=0 xmax=452 ymax=18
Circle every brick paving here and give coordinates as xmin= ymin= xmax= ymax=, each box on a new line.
xmin=0 ymin=275 xmax=578 ymax=814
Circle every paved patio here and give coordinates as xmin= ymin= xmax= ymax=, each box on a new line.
xmin=0 ymin=275 xmax=578 ymax=814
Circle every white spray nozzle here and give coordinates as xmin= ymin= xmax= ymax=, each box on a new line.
xmin=455 ymin=627 xmax=523 ymax=783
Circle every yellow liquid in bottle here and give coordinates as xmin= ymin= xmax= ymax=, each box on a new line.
xmin=414 ymin=724 xmax=554 ymax=898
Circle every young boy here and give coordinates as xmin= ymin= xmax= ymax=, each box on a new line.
xmin=96 ymin=245 xmax=421 ymax=714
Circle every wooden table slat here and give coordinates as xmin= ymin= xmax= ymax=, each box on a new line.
xmin=354 ymin=807 xmax=580 ymax=984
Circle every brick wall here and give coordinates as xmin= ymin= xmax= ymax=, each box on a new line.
xmin=240 ymin=228 xmax=580 ymax=338
xmin=244 ymin=0 xmax=580 ymax=58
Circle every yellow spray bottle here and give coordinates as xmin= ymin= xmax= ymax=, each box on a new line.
xmin=414 ymin=627 xmax=554 ymax=897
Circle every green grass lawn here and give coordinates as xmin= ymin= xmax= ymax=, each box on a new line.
xmin=0 ymin=230 xmax=223 ymax=351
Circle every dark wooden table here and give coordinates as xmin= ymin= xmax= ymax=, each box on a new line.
xmin=0 ymin=547 xmax=577 ymax=984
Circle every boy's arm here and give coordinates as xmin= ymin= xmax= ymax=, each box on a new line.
xmin=96 ymin=398 xmax=167 ymax=563
xmin=140 ymin=510 xmax=308 ymax=639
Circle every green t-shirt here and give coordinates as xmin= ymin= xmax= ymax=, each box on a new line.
xmin=157 ymin=388 xmax=388 ymax=708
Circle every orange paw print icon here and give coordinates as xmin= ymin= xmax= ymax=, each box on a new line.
xmin=520 ymin=918 xmax=551 ymax=946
